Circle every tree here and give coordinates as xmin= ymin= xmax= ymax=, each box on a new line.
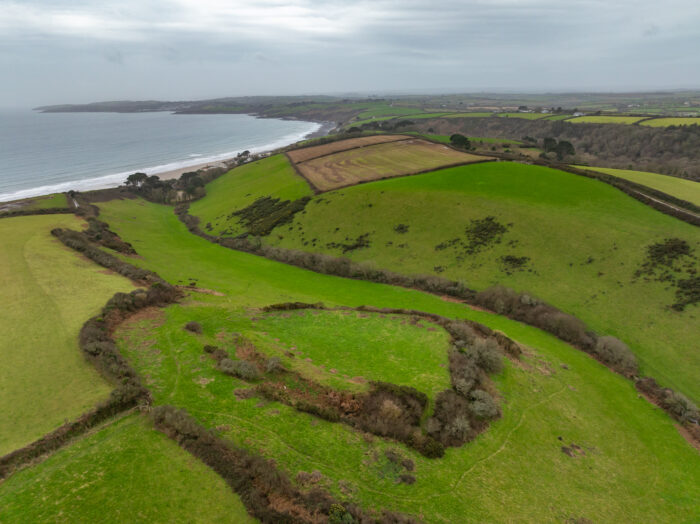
xmin=543 ymin=137 xmax=557 ymax=152
xmin=450 ymin=133 xmax=471 ymax=149
xmin=125 ymin=172 xmax=148 ymax=188
xmin=555 ymin=140 xmax=575 ymax=160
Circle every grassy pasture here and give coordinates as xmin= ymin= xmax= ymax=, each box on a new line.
xmin=189 ymin=154 xmax=312 ymax=237
xmin=0 ymin=415 xmax=255 ymax=523
xmin=91 ymin=198 xmax=700 ymax=523
xmin=245 ymin=162 xmax=700 ymax=403
xmin=0 ymin=215 xmax=134 ymax=455
xmin=0 ymin=193 xmax=68 ymax=213
xmin=443 ymin=112 xmax=494 ymax=118
xmin=246 ymin=309 xmax=452 ymax=399
xmin=579 ymin=165 xmax=700 ymax=206
xmin=287 ymin=134 xmax=409 ymax=163
xmin=640 ymin=117 xmax=700 ymax=127
xmin=568 ymin=115 xmax=647 ymax=124
xmin=296 ymin=139 xmax=486 ymax=191
xmin=542 ymin=114 xmax=573 ymax=121
xmin=497 ymin=112 xmax=549 ymax=120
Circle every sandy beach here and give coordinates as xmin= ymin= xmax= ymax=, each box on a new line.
xmin=153 ymin=159 xmax=231 ymax=181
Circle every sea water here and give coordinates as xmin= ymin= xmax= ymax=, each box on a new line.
xmin=0 ymin=109 xmax=320 ymax=202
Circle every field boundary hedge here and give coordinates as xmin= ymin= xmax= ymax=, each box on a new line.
xmin=152 ymin=405 xmax=419 ymax=523
xmin=174 ymin=204 xmax=700 ymax=443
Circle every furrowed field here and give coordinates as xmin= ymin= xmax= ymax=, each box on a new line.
xmin=0 ymin=214 xmax=133 ymax=454
xmin=191 ymin=159 xmax=700 ymax=404
xmin=293 ymin=139 xmax=485 ymax=191
xmin=82 ymin=197 xmax=700 ymax=522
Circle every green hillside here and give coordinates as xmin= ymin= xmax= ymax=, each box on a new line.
xmin=191 ymin=160 xmax=700 ymax=404
xmin=83 ymin=197 xmax=700 ymax=523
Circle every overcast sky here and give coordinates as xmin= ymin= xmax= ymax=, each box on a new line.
xmin=2 ymin=0 xmax=700 ymax=107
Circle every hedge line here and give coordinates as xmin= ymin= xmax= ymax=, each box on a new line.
xmin=0 ymin=230 xmax=181 ymax=480
xmin=152 ymin=405 xmax=418 ymax=524
xmin=176 ymin=206 xmax=699 ymax=441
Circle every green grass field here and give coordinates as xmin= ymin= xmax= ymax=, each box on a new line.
xmin=0 ymin=193 xmax=68 ymax=214
xmin=542 ymin=114 xmax=573 ymax=121
xmin=189 ymin=155 xmax=312 ymax=237
xmin=188 ymin=161 xmax=700 ymax=403
xmin=411 ymin=133 xmax=521 ymax=145
xmin=443 ymin=112 xmax=494 ymax=118
xmin=568 ymin=116 xmax=647 ymax=124
xmin=497 ymin=112 xmax=549 ymax=120
xmin=85 ymin=197 xmax=700 ymax=523
xmin=640 ymin=117 xmax=700 ymax=127
xmin=579 ymin=166 xmax=700 ymax=206
xmin=0 ymin=215 xmax=135 ymax=455
xmin=0 ymin=414 xmax=255 ymax=523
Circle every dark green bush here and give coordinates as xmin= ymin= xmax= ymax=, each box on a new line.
xmin=184 ymin=321 xmax=202 ymax=334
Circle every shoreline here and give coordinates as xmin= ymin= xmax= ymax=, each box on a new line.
xmin=0 ymin=118 xmax=333 ymax=203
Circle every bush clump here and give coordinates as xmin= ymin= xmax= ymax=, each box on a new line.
xmin=469 ymin=390 xmax=500 ymax=420
xmin=218 ymin=358 xmax=260 ymax=380
xmin=592 ymin=336 xmax=638 ymax=375
xmin=184 ymin=321 xmax=202 ymax=334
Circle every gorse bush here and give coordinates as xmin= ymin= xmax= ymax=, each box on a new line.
xmin=470 ymin=338 xmax=503 ymax=374
xmin=593 ymin=336 xmax=638 ymax=375
xmin=184 ymin=321 xmax=203 ymax=334
xmin=469 ymin=390 xmax=500 ymax=420
xmin=218 ymin=358 xmax=260 ymax=380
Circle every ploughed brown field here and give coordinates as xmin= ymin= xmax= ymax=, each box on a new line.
xmin=292 ymin=138 xmax=488 ymax=191
xmin=287 ymin=134 xmax=410 ymax=163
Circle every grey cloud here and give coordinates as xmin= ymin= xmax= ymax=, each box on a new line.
xmin=1 ymin=0 xmax=699 ymax=106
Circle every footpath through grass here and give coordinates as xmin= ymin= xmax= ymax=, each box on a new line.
xmin=0 ymin=215 xmax=134 ymax=455
xmin=92 ymin=197 xmax=700 ymax=523
xmin=579 ymin=165 xmax=700 ymax=206
xmin=0 ymin=414 xmax=255 ymax=523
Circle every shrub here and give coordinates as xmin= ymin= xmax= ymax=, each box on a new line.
xmin=662 ymin=391 xmax=700 ymax=423
xmin=399 ymin=474 xmax=416 ymax=485
xmin=266 ymin=357 xmax=284 ymax=373
xmin=469 ymin=390 xmax=499 ymax=420
xmin=203 ymin=344 xmax=217 ymax=353
xmin=218 ymin=358 xmax=260 ymax=380
xmin=184 ymin=321 xmax=202 ymax=334
xmin=470 ymin=338 xmax=503 ymax=374
xmin=593 ymin=336 xmax=638 ymax=375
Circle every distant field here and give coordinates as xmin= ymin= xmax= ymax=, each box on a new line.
xmin=189 ymin=155 xmax=312 ymax=237
xmin=414 ymin=133 xmax=521 ymax=145
xmin=0 ymin=193 xmax=68 ymax=214
xmin=287 ymin=134 xmax=408 ymax=163
xmin=0 ymin=215 xmax=134 ymax=455
xmin=497 ymin=112 xmax=549 ymax=120
xmin=91 ymin=197 xmax=700 ymax=523
xmin=0 ymin=415 xmax=255 ymax=523
xmin=640 ymin=117 xmax=700 ymax=127
xmin=568 ymin=116 xmax=647 ymax=124
xmin=443 ymin=112 xmax=494 ymax=118
xmin=580 ymin=166 xmax=700 ymax=206
xmin=542 ymin=114 xmax=573 ymax=121
xmin=295 ymin=138 xmax=486 ymax=191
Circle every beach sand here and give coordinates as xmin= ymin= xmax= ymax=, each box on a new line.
xmin=154 ymin=159 xmax=231 ymax=181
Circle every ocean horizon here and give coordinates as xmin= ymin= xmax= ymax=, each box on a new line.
xmin=0 ymin=110 xmax=321 ymax=202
